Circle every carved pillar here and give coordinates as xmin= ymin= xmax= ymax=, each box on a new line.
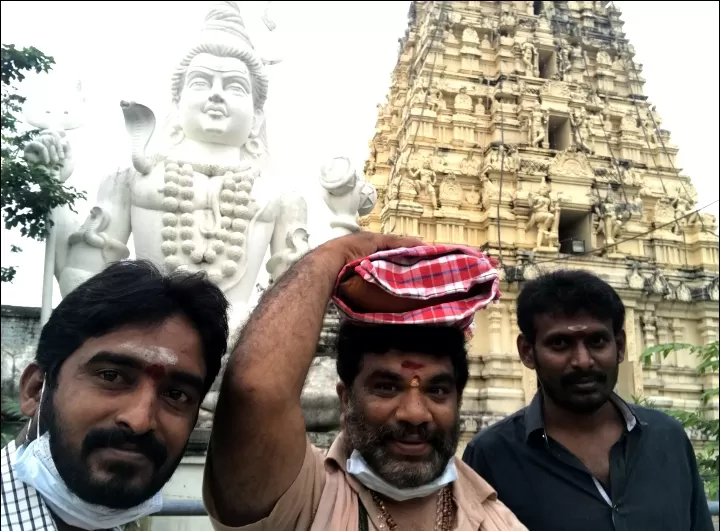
xmin=511 ymin=305 xmax=536 ymax=404
xmin=698 ymin=316 xmax=720 ymax=420
xmin=656 ymin=317 xmax=670 ymax=367
xmin=619 ymin=307 xmax=644 ymax=399
xmin=641 ymin=311 xmax=658 ymax=363
xmin=488 ymin=303 xmax=503 ymax=356
xmin=669 ymin=318 xmax=684 ymax=366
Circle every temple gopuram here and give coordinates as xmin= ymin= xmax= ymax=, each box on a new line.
xmin=361 ymin=0 xmax=719 ymax=452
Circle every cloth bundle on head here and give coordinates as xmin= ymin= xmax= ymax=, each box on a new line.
xmin=332 ymin=245 xmax=501 ymax=336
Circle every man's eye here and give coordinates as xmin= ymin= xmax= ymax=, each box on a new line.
xmin=376 ymin=384 xmax=399 ymax=393
xmin=163 ymin=389 xmax=190 ymax=404
xmin=428 ymin=387 xmax=450 ymax=397
xmin=588 ymin=337 xmax=608 ymax=348
xmin=97 ymin=370 xmax=122 ymax=383
xmin=550 ymin=339 xmax=568 ymax=350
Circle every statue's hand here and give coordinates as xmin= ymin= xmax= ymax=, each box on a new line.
xmin=319 ymin=157 xmax=377 ymax=232
xmin=24 ymin=129 xmax=75 ymax=182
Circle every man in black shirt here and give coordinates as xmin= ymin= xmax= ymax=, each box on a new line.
xmin=462 ymin=270 xmax=713 ymax=531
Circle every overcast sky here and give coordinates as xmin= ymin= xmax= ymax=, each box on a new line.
xmin=1 ymin=1 xmax=718 ymax=309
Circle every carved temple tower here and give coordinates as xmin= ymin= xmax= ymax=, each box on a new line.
xmin=362 ymin=1 xmax=719 ymax=452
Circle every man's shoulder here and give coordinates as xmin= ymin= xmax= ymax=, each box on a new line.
xmin=466 ymin=407 xmax=528 ymax=450
xmin=630 ymin=403 xmax=689 ymax=437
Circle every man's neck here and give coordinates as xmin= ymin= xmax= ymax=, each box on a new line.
xmin=542 ymin=393 xmax=622 ymax=434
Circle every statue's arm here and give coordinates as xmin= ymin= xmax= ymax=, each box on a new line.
xmin=59 ymin=167 xmax=133 ymax=296
xmin=265 ymin=193 xmax=311 ymax=282
xmin=206 ymin=242 xmax=344 ymax=526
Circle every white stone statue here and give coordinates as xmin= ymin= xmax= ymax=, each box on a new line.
xmin=23 ymin=1 xmax=376 ymax=333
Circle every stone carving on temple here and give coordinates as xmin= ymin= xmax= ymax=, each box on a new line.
xmin=438 ymin=172 xmax=463 ymax=208
xmin=22 ymin=1 xmax=376 ymax=427
xmin=529 ymin=106 xmax=549 ymax=147
xmin=526 ymin=177 xmax=562 ymax=251
xmin=556 ymin=41 xmax=573 ymax=81
xmin=465 ymin=185 xmax=481 ymax=206
xmin=570 ymin=107 xmax=594 ymax=154
xmin=520 ymin=39 xmax=539 ymax=77
xmin=410 ymin=157 xmax=439 ymax=209
xmin=594 ymin=186 xmax=631 ymax=248
xmin=596 ymin=49 xmax=613 ymax=73
xmin=626 ymin=261 xmax=646 ymax=290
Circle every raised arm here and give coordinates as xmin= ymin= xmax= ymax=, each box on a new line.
xmin=207 ymin=231 xmax=424 ymax=527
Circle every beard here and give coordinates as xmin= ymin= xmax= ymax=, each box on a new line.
xmin=344 ymin=395 xmax=460 ymax=489
xmin=41 ymin=388 xmax=185 ymax=509
xmin=535 ymin=351 xmax=620 ymax=415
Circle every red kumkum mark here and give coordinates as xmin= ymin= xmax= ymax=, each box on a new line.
xmin=145 ymin=364 xmax=166 ymax=381
xmin=401 ymin=361 xmax=425 ymax=370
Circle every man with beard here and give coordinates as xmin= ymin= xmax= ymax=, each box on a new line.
xmin=203 ymin=231 xmax=526 ymax=530
xmin=463 ymin=270 xmax=714 ymax=531
xmin=2 ymin=260 xmax=229 ymax=531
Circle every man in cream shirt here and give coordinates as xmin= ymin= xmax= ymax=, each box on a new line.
xmin=203 ymin=232 xmax=526 ymax=531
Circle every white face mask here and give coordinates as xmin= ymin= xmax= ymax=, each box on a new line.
xmin=346 ymin=449 xmax=458 ymax=502
xmin=11 ymin=381 xmax=163 ymax=530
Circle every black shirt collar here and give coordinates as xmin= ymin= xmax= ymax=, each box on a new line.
xmin=524 ymin=391 xmax=641 ymax=442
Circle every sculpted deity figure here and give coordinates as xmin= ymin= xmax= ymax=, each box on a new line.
xmin=594 ymin=187 xmax=630 ymax=246
xmin=521 ymin=40 xmax=539 ymax=77
xmin=526 ymin=178 xmax=559 ymax=250
xmin=570 ymin=107 xmax=594 ymax=154
xmin=410 ymin=157 xmax=439 ymax=209
xmin=23 ymin=1 xmax=375 ymax=332
xmin=530 ymin=106 xmax=549 ymax=147
xmin=670 ymin=187 xmax=697 ymax=234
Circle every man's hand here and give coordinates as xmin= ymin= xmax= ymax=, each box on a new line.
xmin=317 ymin=232 xmax=426 ymax=273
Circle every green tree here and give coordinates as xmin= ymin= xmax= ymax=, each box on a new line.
xmin=639 ymin=341 xmax=719 ymax=499
xmin=1 ymin=43 xmax=85 ymax=282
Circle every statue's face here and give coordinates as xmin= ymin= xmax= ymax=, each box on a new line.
xmin=178 ymin=53 xmax=260 ymax=147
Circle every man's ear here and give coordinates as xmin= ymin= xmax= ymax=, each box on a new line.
xmin=517 ymin=334 xmax=536 ymax=370
xmin=616 ymin=329 xmax=626 ymax=364
xmin=19 ymin=362 xmax=45 ymax=418
xmin=250 ymin=109 xmax=265 ymax=138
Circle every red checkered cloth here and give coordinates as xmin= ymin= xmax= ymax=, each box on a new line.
xmin=332 ymin=245 xmax=501 ymax=336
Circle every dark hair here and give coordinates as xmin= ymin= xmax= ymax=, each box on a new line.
xmin=336 ymin=321 xmax=469 ymax=395
xmin=516 ymin=269 xmax=625 ymax=344
xmin=37 ymin=260 xmax=229 ymax=395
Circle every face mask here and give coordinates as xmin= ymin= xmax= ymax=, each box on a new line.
xmin=346 ymin=449 xmax=458 ymax=502
xmin=11 ymin=381 xmax=163 ymax=530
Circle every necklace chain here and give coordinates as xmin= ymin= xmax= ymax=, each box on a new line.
xmin=369 ymin=486 xmax=454 ymax=531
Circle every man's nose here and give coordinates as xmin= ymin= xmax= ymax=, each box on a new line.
xmin=116 ymin=382 xmax=158 ymax=434
xmin=570 ymin=342 xmax=595 ymax=371
xmin=395 ymin=390 xmax=433 ymax=426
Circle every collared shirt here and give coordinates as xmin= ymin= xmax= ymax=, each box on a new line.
xmin=1 ymin=441 xmax=122 ymax=531
xmin=462 ymin=392 xmax=714 ymax=531
xmin=203 ymin=432 xmax=528 ymax=531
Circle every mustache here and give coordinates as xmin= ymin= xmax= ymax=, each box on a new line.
xmin=562 ymin=371 xmax=608 ymax=386
xmin=82 ymin=428 xmax=168 ymax=468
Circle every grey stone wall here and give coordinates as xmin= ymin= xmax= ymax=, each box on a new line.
xmin=1 ymin=305 xmax=41 ymax=395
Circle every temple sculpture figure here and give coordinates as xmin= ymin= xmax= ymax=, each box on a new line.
xmin=23 ymin=1 xmax=375 ymax=429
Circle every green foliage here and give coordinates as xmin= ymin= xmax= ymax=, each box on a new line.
xmin=1 ymin=394 xmax=27 ymax=446
xmin=638 ymin=341 xmax=719 ymax=499
xmin=1 ymin=43 xmax=85 ymax=282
